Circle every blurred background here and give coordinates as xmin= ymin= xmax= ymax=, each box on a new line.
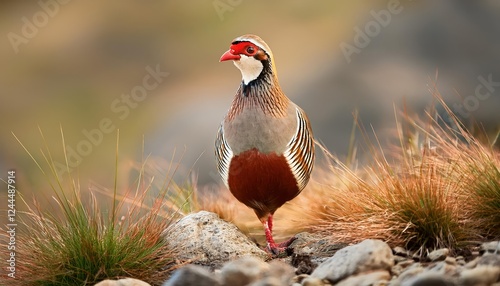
xmin=0 ymin=0 xmax=499 ymax=204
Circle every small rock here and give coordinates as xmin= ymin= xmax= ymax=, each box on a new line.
xmin=335 ymin=270 xmax=391 ymax=286
xmin=458 ymin=265 xmax=500 ymax=286
xmin=163 ymin=211 xmax=267 ymax=268
xmin=471 ymin=251 xmax=480 ymax=257
xmin=428 ymin=248 xmax=449 ymax=262
xmin=291 ymin=233 xmax=323 ymax=252
xmin=398 ymin=259 xmax=415 ymax=268
xmin=477 ymin=254 xmax=500 ymax=267
xmin=444 ymin=256 xmax=457 ymax=265
xmin=394 ymin=246 xmax=409 ymax=257
xmin=311 ymin=239 xmax=394 ymax=284
xmin=481 ymin=241 xmax=500 ymax=254
xmin=394 ymin=255 xmax=409 ymax=263
xmin=291 ymin=232 xmax=347 ymax=258
xmin=95 ymin=278 xmax=151 ymax=286
xmin=220 ymin=256 xmax=269 ymax=286
xmin=401 ymin=272 xmax=455 ymax=286
xmin=300 ymin=276 xmax=326 ymax=286
xmin=266 ymin=260 xmax=296 ymax=285
xmin=390 ymin=263 xmax=425 ymax=286
xmin=163 ymin=265 xmax=219 ymax=286
xmin=292 ymin=253 xmax=318 ymax=275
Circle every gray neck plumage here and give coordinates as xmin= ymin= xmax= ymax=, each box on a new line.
xmin=230 ymin=60 xmax=290 ymax=119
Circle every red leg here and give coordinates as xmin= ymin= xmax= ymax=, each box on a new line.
xmin=261 ymin=214 xmax=297 ymax=255
xmin=267 ymin=214 xmax=274 ymax=234
xmin=263 ymin=217 xmax=276 ymax=246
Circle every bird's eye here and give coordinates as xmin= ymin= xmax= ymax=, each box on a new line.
xmin=246 ymin=46 xmax=255 ymax=54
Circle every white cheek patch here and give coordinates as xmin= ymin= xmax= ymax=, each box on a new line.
xmin=233 ymin=54 xmax=264 ymax=85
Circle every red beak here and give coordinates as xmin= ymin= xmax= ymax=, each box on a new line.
xmin=220 ymin=49 xmax=241 ymax=62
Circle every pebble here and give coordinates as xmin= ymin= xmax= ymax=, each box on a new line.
xmin=427 ymin=248 xmax=449 ymax=262
xmin=393 ymin=246 xmax=410 ymax=257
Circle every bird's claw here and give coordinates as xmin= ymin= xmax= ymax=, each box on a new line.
xmin=266 ymin=236 xmax=297 ymax=257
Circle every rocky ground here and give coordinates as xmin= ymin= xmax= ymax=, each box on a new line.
xmin=96 ymin=211 xmax=500 ymax=286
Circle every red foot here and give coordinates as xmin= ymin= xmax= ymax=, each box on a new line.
xmin=266 ymin=236 xmax=297 ymax=255
xmin=262 ymin=214 xmax=296 ymax=256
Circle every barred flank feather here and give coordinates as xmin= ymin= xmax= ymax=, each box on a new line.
xmin=283 ymin=107 xmax=315 ymax=191
xmin=215 ymin=123 xmax=233 ymax=188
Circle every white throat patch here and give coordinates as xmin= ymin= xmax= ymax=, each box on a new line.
xmin=233 ymin=54 xmax=263 ymax=85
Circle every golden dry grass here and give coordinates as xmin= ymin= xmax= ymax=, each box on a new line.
xmin=201 ymin=94 xmax=500 ymax=253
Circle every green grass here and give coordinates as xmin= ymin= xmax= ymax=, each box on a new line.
xmin=0 ymin=129 xmax=188 ymax=286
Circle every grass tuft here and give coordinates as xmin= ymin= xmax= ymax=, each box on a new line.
xmin=0 ymin=129 xmax=186 ymax=285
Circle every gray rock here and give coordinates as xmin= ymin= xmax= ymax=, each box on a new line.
xmin=163 ymin=211 xmax=267 ymax=267
xmin=163 ymin=265 xmax=219 ymax=286
xmin=220 ymin=256 xmax=269 ymax=286
xmin=481 ymin=241 xmax=500 ymax=254
xmin=335 ymin=270 xmax=391 ymax=286
xmin=95 ymin=278 xmax=151 ymax=286
xmin=428 ymin=248 xmax=450 ymax=262
xmin=458 ymin=265 xmax=500 ymax=286
xmin=401 ymin=272 xmax=455 ymax=286
xmin=311 ymin=239 xmax=394 ymax=283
